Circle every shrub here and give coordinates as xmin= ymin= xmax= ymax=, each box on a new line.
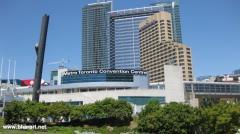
xmin=70 ymin=98 xmax=133 ymax=126
xmin=24 ymin=100 xmax=48 ymax=123
xmin=138 ymin=102 xmax=201 ymax=134
xmin=48 ymin=102 xmax=71 ymax=123
xmin=4 ymin=101 xmax=27 ymax=124
xmin=3 ymin=98 xmax=133 ymax=126
xmin=199 ymin=102 xmax=240 ymax=134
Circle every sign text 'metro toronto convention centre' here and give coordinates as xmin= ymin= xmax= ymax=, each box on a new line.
xmin=63 ymin=69 xmax=148 ymax=76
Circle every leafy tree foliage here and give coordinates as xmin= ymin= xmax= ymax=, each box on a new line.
xmin=48 ymin=102 xmax=71 ymax=122
xmin=69 ymin=105 xmax=84 ymax=122
xmin=3 ymin=101 xmax=27 ymax=124
xmin=4 ymin=98 xmax=240 ymax=133
xmin=138 ymin=102 xmax=201 ymax=134
xmin=70 ymin=98 xmax=133 ymax=125
xmin=139 ymin=99 xmax=161 ymax=117
xmin=138 ymin=101 xmax=240 ymax=134
xmin=111 ymin=99 xmax=133 ymax=121
xmin=24 ymin=100 xmax=48 ymax=123
xmin=4 ymin=98 xmax=133 ymax=126
xmin=200 ymin=102 xmax=240 ymax=134
xmin=4 ymin=100 xmax=49 ymax=124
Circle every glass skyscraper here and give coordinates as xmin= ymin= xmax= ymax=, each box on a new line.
xmin=109 ymin=0 xmax=182 ymax=69
xmin=82 ymin=1 xmax=112 ymax=70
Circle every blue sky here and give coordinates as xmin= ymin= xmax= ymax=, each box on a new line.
xmin=0 ymin=0 xmax=239 ymax=81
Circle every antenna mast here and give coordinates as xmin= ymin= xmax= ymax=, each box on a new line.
xmin=11 ymin=60 xmax=16 ymax=96
xmin=7 ymin=59 xmax=11 ymax=85
xmin=0 ymin=57 xmax=3 ymax=87
xmin=0 ymin=57 xmax=3 ymax=97
xmin=13 ymin=60 xmax=16 ymax=86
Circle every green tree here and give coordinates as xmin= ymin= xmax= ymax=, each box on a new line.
xmin=96 ymin=98 xmax=133 ymax=122
xmin=3 ymin=101 xmax=27 ymax=124
xmin=78 ymin=98 xmax=133 ymax=125
xmin=97 ymin=98 xmax=115 ymax=119
xmin=48 ymin=102 xmax=71 ymax=122
xmin=139 ymin=99 xmax=161 ymax=117
xmin=137 ymin=100 xmax=162 ymax=132
xmin=70 ymin=105 xmax=84 ymax=122
xmin=138 ymin=102 xmax=201 ymax=134
xmin=83 ymin=103 xmax=103 ymax=120
xmin=200 ymin=102 xmax=240 ymax=134
xmin=111 ymin=99 xmax=133 ymax=121
xmin=24 ymin=100 xmax=48 ymax=123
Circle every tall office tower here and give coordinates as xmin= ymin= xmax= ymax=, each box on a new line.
xmin=82 ymin=1 xmax=111 ymax=70
xmin=139 ymin=12 xmax=193 ymax=83
xmin=109 ymin=0 xmax=181 ymax=69
xmin=152 ymin=0 xmax=182 ymax=43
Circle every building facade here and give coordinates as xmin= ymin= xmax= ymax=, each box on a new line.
xmin=151 ymin=0 xmax=182 ymax=43
xmin=139 ymin=12 xmax=193 ymax=82
xmin=82 ymin=1 xmax=111 ymax=70
xmin=50 ymin=67 xmax=68 ymax=85
xmin=109 ymin=0 xmax=182 ymax=69
xmin=2 ymin=65 xmax=240 ymax=115
xmin=61 ymin=69 xmax=148 ymax=86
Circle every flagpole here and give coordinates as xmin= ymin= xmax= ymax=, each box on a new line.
xmin=7 ymin=59 xmax=11 ymax=85
xmin=0 ymin=57 xmax=3 ymax=97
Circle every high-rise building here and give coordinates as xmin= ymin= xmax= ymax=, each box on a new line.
xmin=151 ymin=0 xmax=182 ymax=43
xmin=82 ymin=1 xmax=112 ymax=70
xmin=109 ymin=0 xmax=182 ymax=69
xmin=139 ymin=12 xmax=193 ymax=83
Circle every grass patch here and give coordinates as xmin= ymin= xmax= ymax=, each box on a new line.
xmin=0 ymin=118 xmax=136 ymax=134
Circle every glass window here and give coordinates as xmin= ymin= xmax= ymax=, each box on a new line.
xmin=118 ymin=96 xmax=165 ymax=105
xmin=205 ymin=84 xmax=210 ymax=92
xmin=215 ymin=85 xmax=221 ymax=92
xmin=226 ymin=85 xmax=231 ymax=92
xmin=210 ymin=85 xmax=215 ymax=92
xmin=62 ymin=73 xmax=134 ymax=84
